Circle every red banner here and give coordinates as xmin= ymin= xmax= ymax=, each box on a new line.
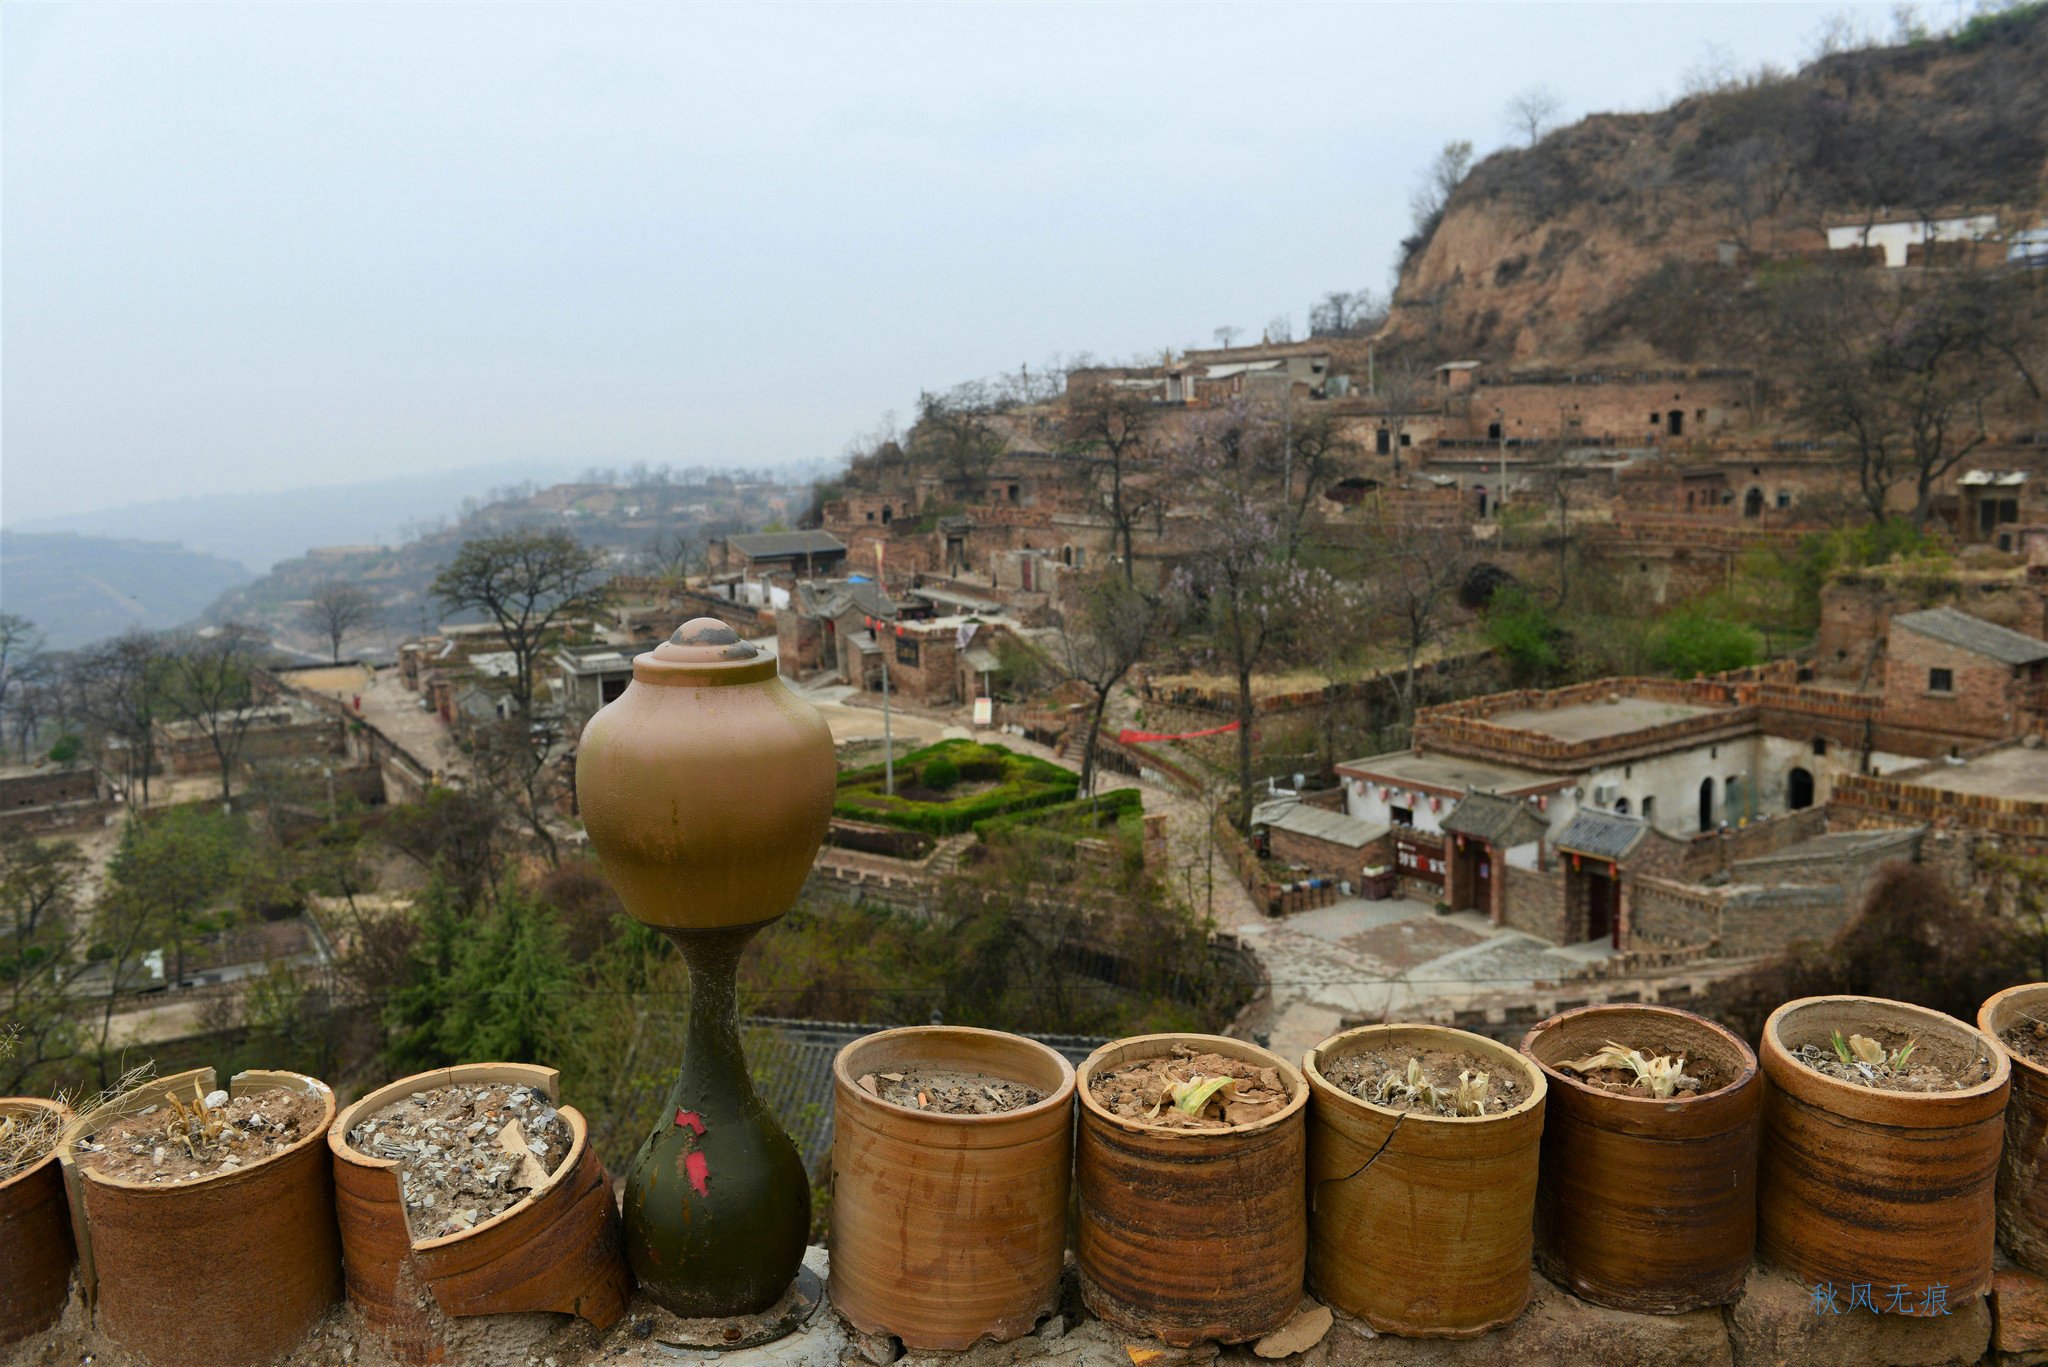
xmin=1117 ymin=721 xmax=1241 ymax=744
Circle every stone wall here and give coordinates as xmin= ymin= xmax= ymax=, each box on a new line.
xmin=1267 ymin=826 xmax=1379 ymax=890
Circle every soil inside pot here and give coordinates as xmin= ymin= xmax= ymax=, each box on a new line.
xmin=854 ymin=1066 xmax=1043 ymax=1115
xmin=1091 ymin=1044 xmax=1290 ymax=1129
xmin=1324 ymin=1048 xmax=1522 ymax=1116
xmin=2002 ymin=1017 xmax=2048 ymax=1069
xmin=75 ymin=1085 xmax=322 ymax=1184
xmin=1556 ymin=1042 xmax=1724 ymax=1097
xmin=1790 ymin=1031 xmax=1994 ymax=1093
xmin=346 ymin=1082 xmax=572 ymax=1240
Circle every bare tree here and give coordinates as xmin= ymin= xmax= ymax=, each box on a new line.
xmin=640 ymin=531 xmax=695 ymax=585
xmin=1212 ymin=325 xmax=1243 ymax=350
xmin=432 ymin=530 xmax=611 ymax=719
xmin=1365 ymin=524 xmax=1475 ymax=722
xmin=1777 ymin=267 xmax=2024 ymax=528
xmin=299 ymin=582 xmax=377 ymax=662
xmin=0 ymin=615 xmax=44 ymax=761
xmin=1056 ymin=577 xmax=1169 ymax=796
xmin=912 ymin=387 xmax=1007 ymax=502
xmin=70 ymin=630 xmax=167 ymax=808
xmin=1503 ymin=85 xmax=1563 ymax=146
xmin=1308 ymin=288 xmax=1387 ymax=339
xmin=1172 ymin=406 xmax=1338 ymax=830
xmin=1062 ymin=382 xmax=1161 ymax=586
xmin=1265 ymin=314 xmax=1294 ymax=344
xmin=469 ymin=715 xmax=568 ymax=868
xmin=1405 ymin=140 xmax=1474 ymax=259
xmin=164 ymin=624 xmax=268 ymax=803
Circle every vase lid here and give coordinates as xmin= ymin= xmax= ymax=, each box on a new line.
xmin=636 ymin=617 xmax=775 ymax=684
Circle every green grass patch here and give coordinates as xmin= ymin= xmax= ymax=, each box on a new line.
xmin=834 ymin=739 xmax=1079 ymax=835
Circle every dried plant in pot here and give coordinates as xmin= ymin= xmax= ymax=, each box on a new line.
xmin=829 ymin=1026 xmax=1075 ymax=1351
xmin=1758 ymin=995 xmax=2008 ymax=1310
xmin=328 ymin=1062 xmax=632 ymax=1362
xmin=1 ymin=1096 xmax=75 ymax=1348
xmin=1075 ymin=1033 xmax=1308 ymax=1346
xmin=1304 ymin=1023 xmax=1546 ymax=1337
xmin=1519 ymin=1004 xmax=1758 ymax=1313
xmin=1980 ymin=983 xmax=2048 ymax=1276
xmin=59 ymin=1067 xmax=343 ymax=1367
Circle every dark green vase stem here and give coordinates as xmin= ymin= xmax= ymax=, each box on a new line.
xmin=623 ymin=923 xmax=810 ymax=1318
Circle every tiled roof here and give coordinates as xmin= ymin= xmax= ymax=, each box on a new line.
xmin=1553 ymin=809 xmax=1650 ymax=862
xmin=1441 ymin=791 xmax=1549 ymax=848
xmin=1252 ymin=800 xmax=1383 ymax=849
xmin=727 ymin=530 xmax=848 ymax=560
xmin=798 ymin=580 xmax=894 ymax=620
xmin=1893 ymin=607 xmax=2048 ymax=666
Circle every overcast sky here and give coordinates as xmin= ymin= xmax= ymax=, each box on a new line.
xmin=3 ymin=1 xmax=1895 ymax=524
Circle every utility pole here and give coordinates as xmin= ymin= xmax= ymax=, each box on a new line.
xmin=1496 ymin=406 xmax=1508 ymax=520
xmin=876 ymin=542 xmax=894 ymax=796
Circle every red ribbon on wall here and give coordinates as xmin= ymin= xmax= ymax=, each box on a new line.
xmin=1117 ymin=721 xmax=1242 ymax=744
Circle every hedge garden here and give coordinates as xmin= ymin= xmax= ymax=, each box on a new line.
xmin=833 ymin=739 xmax=1081 ymax=835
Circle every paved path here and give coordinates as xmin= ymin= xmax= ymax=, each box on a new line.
xmin=1225 ymin=896 xmax=1595 ymax=1060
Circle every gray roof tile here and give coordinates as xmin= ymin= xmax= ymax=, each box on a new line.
xmin=1893 ymin=607 xmax=2048 ymax=666
xmin=1553 ymin=809 xmax=1650 ymax=861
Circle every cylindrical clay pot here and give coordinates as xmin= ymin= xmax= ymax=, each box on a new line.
xmin=1076 ymin=1033 xmax=1308 ymax=1346
xmin=1520 ymin=1005 xmax=1758 ymax=1313
xmin=830 ymin=1027 xmax=1075 ymax=1350
xmin=329 ymin=1063 xmax=632 ymax=1360
xmin=1 ymin=1097 xmax=75 ymax=1348
xmin=1758 ymin=995 xmax=2008 ymax=1309
xmin=63 ymin=1069 xmax=343 ymax=1367
xmin=1305 ymin=1023 xmax=1545 ymax=1337
xmin=1981 ymin=983 xmax=2048 ymax=1276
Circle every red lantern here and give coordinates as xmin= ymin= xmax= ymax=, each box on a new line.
xmin=1610 ymin=861 xmax=1619 ymax=878
xmin=1538 ymin=794 xmax=1549 ymax=812
xmin=1571 ymin=853 xmax=1581 ymax=871
xmin=1430 ymin=795 xmax=1442 ymax=813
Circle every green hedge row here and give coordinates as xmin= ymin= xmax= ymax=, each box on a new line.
xmin=972 ymin=787 xmax=1143 ymax=840
xmin=835 ymin=778 xmax=1079 ymax=835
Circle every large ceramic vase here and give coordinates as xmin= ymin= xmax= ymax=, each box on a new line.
xmin=576 ymin=617 xmax=836 ymax=1318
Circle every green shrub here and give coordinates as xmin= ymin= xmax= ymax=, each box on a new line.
xmin=922 ymin=755 xmax=960 ymax=791
xmin=47 ymin=734 xmax=81 ymax=764
xmin=1648 ymin=607 xmax=1762 ymax=679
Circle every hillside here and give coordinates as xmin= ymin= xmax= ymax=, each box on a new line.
xmin=0 ymin=531 xmax=251 ymax=650
xmin=1383 ymin=6 xmax=2048 ymax=367
xmin=206 ymin=471 xmax=809 ymax=655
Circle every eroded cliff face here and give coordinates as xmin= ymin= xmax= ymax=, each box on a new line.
xmin=1382 ymin=9 xmax=2048 ymax=368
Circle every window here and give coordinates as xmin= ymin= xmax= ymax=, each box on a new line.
xmin=1649 ymin=412 xmax=1661 ymax=426
xmin=1389 ymin=804 xmax=1414 ymax=827
xmin=1641 ymin=796 xmax=1656 ymax=825
xmin=1399 ymin=432 xmax=1412 ymax=447
xmin=1929 ymin=667 xmax=1954 ymax=693
xmin=1776 ymin=492 xmax=1792 ymax=509
xmin=1812 ymin=737 xmax=1828 ymax=756
xmin=1614 ymin=797 xmax=1631 ymax=815
xmin=600 ymin=677 xmax=628 ymax=704
xmin=1376 ymin=429 xmax=1392 ymax=454
xmin=1487 ymin=422 xmax=1502 ymax=440
xmin=896 ymin=637 xmax=921 ymax=667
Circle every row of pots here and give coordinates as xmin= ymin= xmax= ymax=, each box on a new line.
xmin=0 ymin=1062 xmax=631 ymax=1367
xmin=830 ymin=988 xmax=2037 ymax=1350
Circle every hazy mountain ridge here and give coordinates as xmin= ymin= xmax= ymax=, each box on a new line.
xmin=0 ymin=531 xmax=252 ymax=650
xmin=6 ymin=461 xmax=581 ymax=574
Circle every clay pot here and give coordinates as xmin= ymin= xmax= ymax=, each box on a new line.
xmin=1 ymin=1097 xmax=75 ymax=1347
xmin=329 ymin=1063 xmax=632 ymax=1360
xmin=1520 ymin=1005 xmax=1758 ymax=1313
xmin=1304 ymin=1023 xmax=1546 ymax=1337
xmin=1981 ymin=983 xmax=2048 ymax=1276
xmin=829 ymin=1027 xmax=1075 ymax=1350
xmin=1075 ymin=1033 xmax=1308 ymax=1346
xmin=576 ymin=616 xmax=836 ymax=936
xmin=1757 ymin=995 xmax=2008 ymax=1311
xmin=61 ymin=1068 xmax=343 ymax=1367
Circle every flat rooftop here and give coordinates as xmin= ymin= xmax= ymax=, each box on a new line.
xmin=1901 ymin=746 xmax=2048 ymax=801
xmin=1485 ymin=697 xmax=1720 ymax=743
xmin=1339 ymin=750 xmax=1559 ymax=794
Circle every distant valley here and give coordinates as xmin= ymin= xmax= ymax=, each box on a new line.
xmin=0 ymin=531 xmax=252 ymax=650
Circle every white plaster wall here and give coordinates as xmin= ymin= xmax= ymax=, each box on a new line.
xmin=1342 ymin=778 xmax=1449 ymax=834
xmin=1581 ymin=733 xmax=1773 ymax=837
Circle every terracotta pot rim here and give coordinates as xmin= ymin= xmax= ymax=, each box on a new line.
xmin=630 ymin=652 xmax=778 ymax=687
xmin=71 ymin=1072 xmax=336 ymax=1195
xmin=832 ymin=1025 xmax=1077 ymax=1127
xmin=327 ymin=1061 xmax=584 ymax=1251
xmin=1305 ymin=1022 xmax=1546 ymax=1124
xmin=1520 ymin=1004 xmax=1758 ymax=1107
xmin=1076 ymin=1032 xmax=1307 ymax=1137
xmin=0 ymin=1097 xmax=70 ymax=1195
xmin=1763 ymin=995 xmax=2009 ymax=1117
xmin=1979 ymin=983 xmax=2048 ymax=1083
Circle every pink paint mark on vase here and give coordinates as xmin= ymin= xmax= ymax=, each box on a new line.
xmin=685 ymin=1150 xmax=711 ymax=1197
xmin=675 ymin=1109 xmax=706 ymax=1136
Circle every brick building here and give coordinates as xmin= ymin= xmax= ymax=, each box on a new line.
xmin=1883 ymin=607 xmax=2048 ymax=742
xmin=0 ymin=764 xmax=105 ymax=832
